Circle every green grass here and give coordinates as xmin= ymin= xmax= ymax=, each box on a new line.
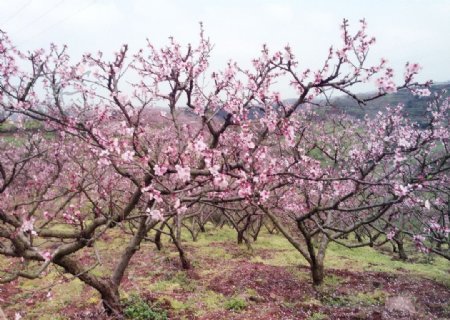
xmin=248 ymin=228 xmax=449 ymax=287
xmin=123 ymin=294 xmax=168 ymax=320
xmin=321 ymin=289 xmax=387 ymax=308
xmin=2 ymin=224 xmax=449 ymax=319
xmin=325 ymin=242 xmax=450 ymax=286
xmin=224 ymin=296 xmax=247 ymax=311
xmin=308 ymin=312 xmax=328 ymax=320
xmin=148 ymin=271 xmax=197 ymax=293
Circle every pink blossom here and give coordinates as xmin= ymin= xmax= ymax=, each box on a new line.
xmin=386 ymin=229 xmax=396 ymax=240
xmin=121 ymin=150 xmax=135 ymax=162
xmin=39 ymin=250 xmax=53 ymax=262
xmin=154 ymin=164 xmax=167 ymax=176
xmin=21 ymin=217 xmax=37 ymax=236
xmin=213 ymin=174 xmax=229 ymax=189
xmin=193 ymin=139 xmax=207 ymax=152
xmin=393 ymin=184 xmax=410 ymax=197
xmin=175 ymin=165 xmax=191 ymax=182
xmin=146 ymin=208 xmax=164 ymax=221
xmin=411 ymin=88 xmax=431 ymax=97
xmin=259 ymin=190 xmax=270 ymax=203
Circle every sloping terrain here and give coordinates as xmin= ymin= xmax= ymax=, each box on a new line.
xmin=1 ymin=226 xmax=449 ymax=319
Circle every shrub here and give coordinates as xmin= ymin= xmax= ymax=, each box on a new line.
xmin=224 ymin=296 xmax=247 ymax=311
xmin=123 ymin=294 xmax=168 ymax=320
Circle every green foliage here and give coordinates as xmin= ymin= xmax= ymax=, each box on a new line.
xmin=349 ymin=290 xmax=387 ymax=306
xmin=321 ymin=289 xmax=387 ymax=307
xmin=322 ymin=275 xmax=344 ymax=287
xmin=224 ymin=296 xmax=247 ymax=311
xmin=149 ymin=271 xmax=197 ymax=292
xmin=308 ymin=312 xmax=329 ymax=320
xmin=123 ymin=294 xmax=168 ymax=320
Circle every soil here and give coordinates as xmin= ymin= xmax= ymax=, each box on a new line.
xmin=2 ymin=238 xmax=449 ymax=320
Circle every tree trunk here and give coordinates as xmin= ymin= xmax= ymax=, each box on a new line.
xmin=100 ymin=280 xmax=122 ymax=317
xmin=178 ymin=248 xmax=191 ymax=270
xmin=154 ymin=229 xmax=163 ymax=251
xmin=251 ymin=218 xmax=262 ymax=241
xmin=396 ymin=239 xmax=408 ymax=261
xmin=397 ymin=242 xmax=408 ymax=261
xmin=166 ymin=222 xmax=191 ymax=270
xmin=183 ymin=220 xmax=199 ymax=242
xmin=311 ymin=260 xmax=325 ymax=286
xmin=199 ymin=223 xmax=206 ymax=233
xmin=218 ymin=217 xmax=227 ymax=229
xmin=175 ymin=215 xmax=182 ymax=242
xmin=310 ymin=236 xmax=327 ymax=286
xmin=55 ymin=257 xmax=123 ymax=317
xmin=173 ymin=237 xmax=191 ymax=270
xmin=237 ymin=230 xmax=244 ymax=244
xmin=391 ymin=240 xmax=397 ymax=253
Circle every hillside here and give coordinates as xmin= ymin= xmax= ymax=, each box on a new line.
xmin=207 ymin=83 xmax=450 ymax=126
xmin=319 ymin=82 xmax=450 ymax=125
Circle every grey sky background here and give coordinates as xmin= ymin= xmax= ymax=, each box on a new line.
xmin=0 ymin=0 xmax=449 ymax=95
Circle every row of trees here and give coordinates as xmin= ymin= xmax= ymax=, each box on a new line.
xmin=0 ymin=20 xmax=449 ymax=317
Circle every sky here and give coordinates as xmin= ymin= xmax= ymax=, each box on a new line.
xmin=0 ymin=0 xmax=449 ymax=95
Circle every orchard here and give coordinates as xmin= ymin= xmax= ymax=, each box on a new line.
xmin=0 ymin=19 xmax=449 ymax=319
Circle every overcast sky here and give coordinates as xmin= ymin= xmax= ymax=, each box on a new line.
xmin=0 ymin=0 xmax=449 ymax=95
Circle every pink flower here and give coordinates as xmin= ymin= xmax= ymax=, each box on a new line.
xmin=238 ymin=182 xmax=252 ymax=198
xmin=121 ymin=150 xmax=135 ymax=162
xmin=386 ymin=229 xmax=396 ymax=240
xmin=259 ymin=190 xmax=270 ymax=203
xmin=154 ymin=164 xmax=167 ymax=176
xmin=404 ymin=62 xmax=421 ymax=80
xmin=146 ymin=208 xmax=164 ymax=221
xmin=193 ymin=139 xmax=207 ymax=152
xmin=393 ymin=184 xmax=409 ymax=197
xmin=375 ymin=77 xmax=397 ymax=94
xmin=43 ymin=211 xmax=52 ymax=219
xmin=175 ymin=165 xmax=191 ymax=182
xmin=39 ymin=250 xmax=53 ymax=262
xmin=411 ymin=88 xmax=431 ymax=97
xmin=21 ymin=217 xmax=37 ymax=236
xmin=213 ymin=174 xmax=229 ymax=189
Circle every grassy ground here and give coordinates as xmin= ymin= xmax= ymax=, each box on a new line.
xmin=1 ymin=224 xmax=449 ymax=319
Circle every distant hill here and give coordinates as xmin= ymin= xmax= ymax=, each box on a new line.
xmin=201 ymin=82 xmax=450 ymax=126
xmin=325 ymin=82 xmax=450 ymax=125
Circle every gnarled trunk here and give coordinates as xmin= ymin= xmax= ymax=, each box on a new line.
xmin=55 ymin=257 xmax=123 ymax=317
xmin=166 ymin=220 xmax=191 ymax=270
xmin=173 ymin=237 xmax=191 ymax=270
xmin=99 ymin=280 xmax=122 ymax=317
